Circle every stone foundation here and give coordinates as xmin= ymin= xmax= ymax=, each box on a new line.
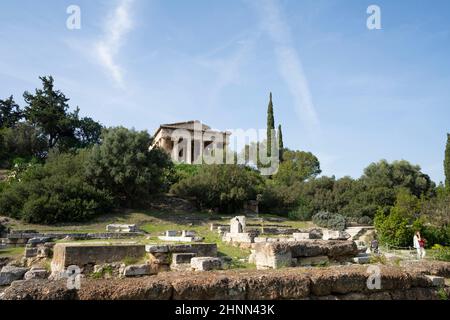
xmin=2 ymin=264 xmax=449 ymax=300
xmin=146 ymin=243 xmax=217 ymax=272
xmin=250 ymin=240 xmax=358 ymax=269
xmin=51 ymin=243 xmax=146 ymax=274
xmin=5 ymin=231 xmax=143 ymax=246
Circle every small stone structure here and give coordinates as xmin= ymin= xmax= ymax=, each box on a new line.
xmin=293 ymin=232 xmax=311 ymax=240
xmin=122 ymin=264 xmax=156 ymax=277
xmin=230 ymin=216 xmax=246 ymax=234
xmin=425 ymin=275 xmax=445 ymax=287
xmin=24 ymin=267 xmax=49 ymax=280
xmin=249 ymin=240 xmax=358 ymax=270
xmin=223 ymin=216 xmax=259 ymax=244
xmin=146 ymin=243 xmax=217 ymax=272
xmin=353 ymin=253 xmax=371 ymax=264
xmin=158 ymin=230 xmax=202 ymax=242
xmin=191 ymin=257 xmax=222 ymax=271
xmin=51 ymin=242 xmax=146 ymax=275
xmin=170 ymin=253 xmax=196 ymax=271
xmin=322 ymin=230 xmax=351 ymax=241
xmin=106 ymin=224 xmax=137 ymax=233
xmin=0 ymin=266 xmax=29 ymax=286
xmin=23 ymin=241 xmax=54 ymax=266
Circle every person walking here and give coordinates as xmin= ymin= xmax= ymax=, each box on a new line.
xmin=418 ymin=235 xmax=426 ymax=259
xmin=413 ymin=231 xmax=426 ymax=259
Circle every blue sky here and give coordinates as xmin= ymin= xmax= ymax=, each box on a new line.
xmin=1 ymin=0 xmax=450 ymax=183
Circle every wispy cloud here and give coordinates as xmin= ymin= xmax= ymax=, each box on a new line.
xmin=196 ymin=37 xmax=254 ymax=109
xmin=95 ymin=0 xmax=134 ymax=88
xmin=252 ymin=0 xmax=320 ymax=132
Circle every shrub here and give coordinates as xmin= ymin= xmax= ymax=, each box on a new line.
xmin=374 ymin=207 xmax=412 ymax=247
xmin=357 ymin=216 xmax=373 ymax=226
xmin=171 ymin=164 xmax=264 ymax=213
xmin=259 ymin=182 xmax=302 ymax=215
xmin=431 ymin=245 xmax=450 ymax=262
xmin=420 ymin=225 xmax=450 ymax=247
xmin=0 ymin=151 xmax=113 ymax=223
xmin=170 ymin=163 xmax=201 ymax=183
xmin=312 ymin=211 xmax=346 ymax=231
xmin=85 ymin=127 xmax=172 ymax=206
xmin=288 ymin=200 xmax=313 ymax=221
xmin=0 ymin=124 xmax=47 ymax=167
xmin=0 ymin=220 xmax=7 ymax=236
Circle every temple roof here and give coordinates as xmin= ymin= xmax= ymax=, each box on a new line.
xmin=160 ymin=120 xmax=211 ymax=131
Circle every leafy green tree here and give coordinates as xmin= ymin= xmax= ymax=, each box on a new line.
xmin=0 ymin=96 xmax=22 ymax=128
xmin=421 ymin=191 xmax=450 ymax=227
xmin=75 ymin=116 xmax=103 ymax=147
xmin=23 ymin=76 xmax=77 ymax=149
xmin=266 ymin=92 xmax=275 ymax=156
xmin=0 ymin=151 xmax=112 ymax=223
xmin=259 ymin=181 xmax=303 ymax=214
xmin=288 ymin=199 xmax=312 ymax=221
xmin=0 ymin=123 xmax=47 ymax=166
xmin=445 ymin=133 xmax=450 ymax=191
xmin=361 ymin=159 xmax=435 ymax=198
xmin=85 ymin=127 xmax=172 ymax=206
xmin=171 ymin=164 xmax=264 ymax=213
xmin=274 ymin=149 xmax=321 ymax=186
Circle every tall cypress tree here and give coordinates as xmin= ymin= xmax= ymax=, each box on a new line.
xmin=278 ymin=124 xmax=284 ymax=161
xmin=445 ymin=133 xmax=450 ymax=190
xmin=267 ymin=92 xmax=275 ymax=156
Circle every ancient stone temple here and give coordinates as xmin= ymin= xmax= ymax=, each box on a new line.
xmin=150 ymin=120 xmax=230 ymax=164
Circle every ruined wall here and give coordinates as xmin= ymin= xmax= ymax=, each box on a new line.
xmin=2 ymin=264 xmax=449 ymax=300
xmin=51 ymin=243 xmax=146 ymax=273
xmin=250 ymin=240 xmax=358 ymax=269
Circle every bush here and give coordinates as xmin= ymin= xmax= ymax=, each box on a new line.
xmin=288 ymin=200 xmax=313 ymax=221
xmin=0 ymin=220 xmax=7 ymax=235
xmin=374 ymin=207 xmax=412 ymax=247
xmin=0 ymin=151 xmax=113 ymax=223
xmin=357 ymin=216 xmax=373 ymax=226
xmin=415 ymin=223 xmax=450 ymax=247
xmin=0 ymin=124 xmax=47 ymax=167
xmin=166 ymin=163 xmax=201 ymax=186
xmin=312 ymin=211 xmax=346 ymax=231
xmin=259 ymin=182 xmax=302 ymax=215
xmin=85 ymin=127 xmax=172 ymax=206
xmin=171 ymin=164 xmax=264 ymax=213
xmin=431 ymin=245 xmax=450 ymax=262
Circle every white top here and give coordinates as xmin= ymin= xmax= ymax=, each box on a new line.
xmin=413 ymin=235 xmax=420 ymax=249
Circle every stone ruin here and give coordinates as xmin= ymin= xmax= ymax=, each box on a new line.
xmin=222 ymin=216 xmax=259 ymax=244
xmin=106 ymin=224 xmax=137 ymax=233
xmin=47 ymin=241 xmax=221 ymax=280
xmin=50 ymin=242 xmax=147 ymax=276
xmin=146 ymin=243 xmax=219 ymax=272
xmin=158 ymin=230 xmax=203 ymax=242
xmin=249 ymin=240 xmax=359 ymax=269
xmin=2 ymin=229 xmax=143 ymax=246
